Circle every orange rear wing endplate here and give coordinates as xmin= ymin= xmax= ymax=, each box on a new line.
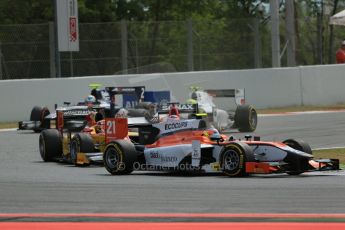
xmin=105 ymin=118 xmax=128 ymax=143
xmin=57 ymin=111 xmax=64 ymax=133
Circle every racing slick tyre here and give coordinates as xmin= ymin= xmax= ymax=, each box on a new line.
xmin=39 ymin=129 xmax=62 ymax=162
xmin=220 ymin=141 xmax=255 ymax=177
xmin=103 ymin=140 xmax=137 ymax=175
xmin=70 ymin=133 xmax=95 ymax=165
xmin=234 ymin=105 xmax=257 ymax=132
xmin=282 ymin=139 xmax=312 ymax=175
xmin=283 ymin=139 xmax=312 ymax=154
xmin=30 ymin=106 xmax=50 ymax=133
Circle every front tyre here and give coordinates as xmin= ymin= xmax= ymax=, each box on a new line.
xmin=30 ymin=106 xmax=50 ymax=132
xmin=283 ymin=139 xmax=312 ymax=154
xmin=70 ymin=133 xmax=95 ymax=165
xmin=220 ymin=142 xmax=254 ymax=177
xmin=103 ymin=140 xmax=137 ymax=175
xmin=283 ymin=139 xmax=312 ymax=175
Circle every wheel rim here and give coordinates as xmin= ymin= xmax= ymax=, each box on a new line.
xmin=70 ymin=140 xmax=78 ymax=163
xmin=39 ymin=135 xmax=45 ymax=159
xmin=223 ymin=149 xmax=240 ymax=171
xmin=105 ymin=147 xmax=122 ymax=169
xmin=249 ymin=109 xmax=257 ymax=128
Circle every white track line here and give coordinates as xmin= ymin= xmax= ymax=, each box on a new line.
xmin=0 ymin=128 xmax=17 ymax=132
xmin=259 ymin=109 xmax=345 ymax=117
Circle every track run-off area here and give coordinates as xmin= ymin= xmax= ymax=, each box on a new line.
xmin=1 ymin=110 xmax=345 ymax=229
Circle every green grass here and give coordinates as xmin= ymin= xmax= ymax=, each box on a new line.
xmin=313 ymin=148 xmax=345 ymax=165
xmin=0 ymin=122 xmax=18 ymax=129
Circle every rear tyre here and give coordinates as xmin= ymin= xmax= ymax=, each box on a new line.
xmin=103 ymin=140 xmax=137 ymax=175
xmin=283 ymin=139 xmax=312 ymax=175
xmin=220 ymin=141 xmax=254 ymax=177
xmin=39 ymin=129 xmax=62 ymax=161
xmin=70 ymin=133 xmax=95 ymax=165
xmin=30 ymin=106 xmax=50 ymax=132
xmin=234 ymin=105 xmax=257 ymax=132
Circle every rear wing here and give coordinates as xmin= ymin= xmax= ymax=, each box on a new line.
xmin=105 ymin=86 xmax=145 ymax=102
xmin=47 ymin=106 xmax=91 ymax=120
xmin=204 ymin=89 xmax=245 ymax=105
xmin=56 ymin=110 xmax=87 ymax=134
xmin=157 ymin=103 xmax=197 ymax=114
xmin=104 ymin=86 xmax=145 ymax=117
xmin=156 ymin=103 xmax=206 ymax=120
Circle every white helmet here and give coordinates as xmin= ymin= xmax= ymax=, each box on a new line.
xmin=85 ymin=95 xmax=96 ymax=103
xmin=166 ymin=114 xmax=179 ymax=122
xmin=115 ymin=108 xmax=128 ymax=118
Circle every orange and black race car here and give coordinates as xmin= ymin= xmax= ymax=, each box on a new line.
xmin=102 ymin=120 xmax=340 ymax=176
xmin=38 ymin=108 xmax=138 ymax=166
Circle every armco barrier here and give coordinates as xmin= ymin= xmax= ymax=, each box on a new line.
xmin=1 ymin=64 xmax=345 ymax=122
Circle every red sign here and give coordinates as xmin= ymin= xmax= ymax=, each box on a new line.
xmin=69 ymin=17 xmax=77 ymax=42
xmin=105 ymin=118 xmax=128 ymax=143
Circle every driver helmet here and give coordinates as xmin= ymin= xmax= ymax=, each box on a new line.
xmin=169 ymin=115 xmax=179 ymax=119
xmin=191 ymin=92 xmax=197 ymax=100
xmin=85 ymin=95 xmax=96 ymax=104
xmin=115 ymin=108 xmax=128 ymax=118
xmin=167 ymin=114 xmax=180 ymax=122
xmin=207 ymin=127 xmax=220 ymax=135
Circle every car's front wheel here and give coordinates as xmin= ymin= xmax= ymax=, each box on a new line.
xmin=70 ymin=133 xmax=95 ymax=165
xmin=220 ymin=141 xmax=254 ymax=177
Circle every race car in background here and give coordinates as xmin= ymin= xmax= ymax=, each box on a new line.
xmin=38 ymin=106 xmax=152 ymax=165
xmin=18 ymin=84 xmax=168 ymax=132
xmin=38 ymin=109 xmax=102 ymax=165
xmin=168 ymin=87 xmax=257 ymax=132
xmin=19 ymin=83 xmax=257 ymax=134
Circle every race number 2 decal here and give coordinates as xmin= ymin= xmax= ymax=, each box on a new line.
xmin=106 ymin=119 xmax=116 ymax=137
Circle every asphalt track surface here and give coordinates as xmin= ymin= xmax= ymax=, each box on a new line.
xmin=1 ymin=111 xmax=345 ymax=218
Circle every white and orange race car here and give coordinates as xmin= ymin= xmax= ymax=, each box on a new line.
xmin=100 ymin=105 xmax=339 ymax=177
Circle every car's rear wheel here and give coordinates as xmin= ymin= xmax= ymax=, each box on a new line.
xmin=39 ymin=129 xmax=62 ymax=161
xmin=103 ymin=140 xmax=137 ymax=175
